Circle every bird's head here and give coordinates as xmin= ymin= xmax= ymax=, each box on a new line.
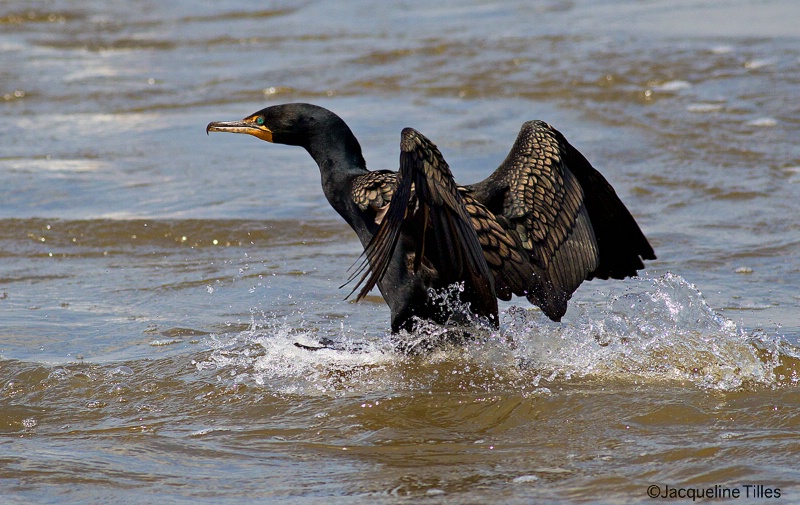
xmin=206 ymin=103 xmax=340 ymax=147
xmin=207 ymin=102 xmax=367 ymax=178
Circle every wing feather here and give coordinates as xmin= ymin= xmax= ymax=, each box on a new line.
xmin=468 ymin=120 xmax=655 ymax=320
xmin=348 ymin=128 xmax=497 ymax=319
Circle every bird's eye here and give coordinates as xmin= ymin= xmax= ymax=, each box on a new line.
xmin=256 ymin=116 xmax=265 ymax=126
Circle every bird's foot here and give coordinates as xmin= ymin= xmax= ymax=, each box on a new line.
xmin=293 ymin=337 xmax=336 ymax=352
xmin=293 ymin=337 xmax=373 ymax=353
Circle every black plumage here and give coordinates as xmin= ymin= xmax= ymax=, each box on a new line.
xmin=207 ymin=103 xmax=655 ymax=332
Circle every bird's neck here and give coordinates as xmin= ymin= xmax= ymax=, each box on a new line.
xmin=303 ymin=130 xmax=368 ymax=216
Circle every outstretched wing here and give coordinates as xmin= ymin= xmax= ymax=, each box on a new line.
xmin=559 ymin=128 xmax=656 ymax=280
xmin=468 ymin=120 xmax=655 ymax=320
xmin=348 ymin=127 xmax=497 ymax=319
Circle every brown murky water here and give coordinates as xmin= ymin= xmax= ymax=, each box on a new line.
xmin=2 ymin=1 xmax=800 ymax=503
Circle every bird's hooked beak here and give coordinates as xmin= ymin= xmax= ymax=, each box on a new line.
xmin=206 ymin=117 xmax=273 ymax=142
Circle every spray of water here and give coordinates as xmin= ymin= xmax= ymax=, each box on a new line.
xmin=508 ymin=273 xmax=800 ymax=390
xmin=197 ymin=274 xmax=800 ymax=394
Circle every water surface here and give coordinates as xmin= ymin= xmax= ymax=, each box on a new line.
xmin=2 ymin=1 xmax=800 ymax=503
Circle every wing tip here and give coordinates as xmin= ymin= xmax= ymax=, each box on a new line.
xmin=400 ymin=127 xmax=420 ymax=152
xmin=519 ymin=119 xmax=554 ymax=136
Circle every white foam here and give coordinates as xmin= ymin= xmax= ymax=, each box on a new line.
xmin=196 ymin=274 xmax=800 ymax=394
xmin=653 ymin=80 xmax=691 ymax=92
xmin=747 ymin=117 xmax=777 ymax=127
xmin=687 ymin=103 xmax=723 ymax=113
xmin=744 ymin=58 xmax=777 ymax=70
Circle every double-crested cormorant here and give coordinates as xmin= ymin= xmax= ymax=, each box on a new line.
xmin=207 ymin=103 xmax=655 ymax=332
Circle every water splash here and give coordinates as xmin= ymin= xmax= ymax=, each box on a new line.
xmin=508 ymin=273 xmax=800 ymax=390
xmin=197 ymin=274 xmax=800 ymax=394
xmin=196 ymin=315 xmax=401 ymax=396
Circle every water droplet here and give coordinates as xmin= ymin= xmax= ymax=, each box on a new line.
xmin=109 ymin=383 xmax=130 ymax=395
xmin=109 ymin=365 xmax=134 ymax=376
